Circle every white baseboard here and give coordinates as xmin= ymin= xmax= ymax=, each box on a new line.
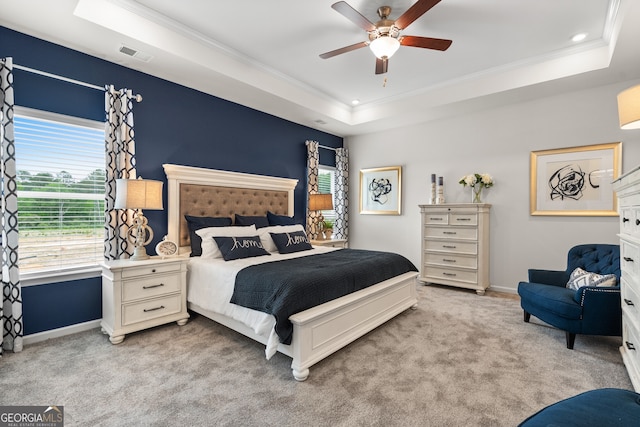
xmin=488 ymin=285 xmax=518 ymax=295
xmin=24 ymin=319 xmax=101 ymax=345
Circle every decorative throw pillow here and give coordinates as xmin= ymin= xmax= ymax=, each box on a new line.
xmin=566 ymin=267 xmax=617 ymax=291
xmin=258 ymin=224 xmax=305 ymax=252
xmin=267 ymin=211 xmax=298 ymax=226
xmin=212 ymin=236 xmax=270 ymax=261
xmin=235 ymin=214 xmax=269 ymax=228
xmin=270 ymin=230 xmax=313 ymax=254
xmin=184 ymin=215 xmax=233 ymax=257
xmin=195 ymin=225 xmax=257 ymax=258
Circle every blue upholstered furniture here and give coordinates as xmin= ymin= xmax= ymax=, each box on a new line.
xmin=518 ymin=388 xmax=640 ymax=426
xmin=517 ymin=244 xmax=621 ymax=349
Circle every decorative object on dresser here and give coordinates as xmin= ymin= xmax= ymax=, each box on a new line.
xmin=419 ymin=203 xmax=490 ymax=295
xmin=617 ymin=84 xmax=640 ymax=129
xmin=436 ymin=176 xmax=445 ymax=204
xmin=612 ymin=165 xmax=640 ymax=391
xmin=100 ymin=257 xmax=189 ymax=344
xmin=429 ymin=173 xmax=436 ymax=204
xmin=114 ymin=178 xmax=164 ymax=260
xmin=458 ymin=173 xmax=494 ymax=203
xmin=308 ymin=193 xmax=333 ymax=240
xmin=360 ymin=166 xmax=402 ymax=215
xmin=530 ymin=142 xmax=621 ymax=216
xmin=517 ymin=244 xmax=621 ymax=350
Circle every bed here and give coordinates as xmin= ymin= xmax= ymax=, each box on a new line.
xmin=163 ymin=163 xmax=418 ymax=381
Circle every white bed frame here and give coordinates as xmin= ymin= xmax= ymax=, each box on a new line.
xmin=163 ymin=164 xmax=418 ymax=381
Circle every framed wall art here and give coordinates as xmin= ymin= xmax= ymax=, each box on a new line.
xmin=360 ymin=166 xmax=402 ymax=215
xmin=530 ymin=142 xmax=621 ymax=216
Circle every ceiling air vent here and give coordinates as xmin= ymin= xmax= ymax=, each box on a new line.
xmin=118 ymin=45 xmax=153 ymax=62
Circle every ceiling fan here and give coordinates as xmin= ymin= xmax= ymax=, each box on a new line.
xmin=319 ymin=0 xmax=452 ymax=75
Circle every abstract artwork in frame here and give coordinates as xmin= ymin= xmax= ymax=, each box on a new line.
xmin=530 ymin=142 xmax=621 ymax=216
xmin=360 ymin=166 xmax=402 ymax=215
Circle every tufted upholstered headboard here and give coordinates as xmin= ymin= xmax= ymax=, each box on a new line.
xmin=163 ymin=164 xmax=299 ymax=253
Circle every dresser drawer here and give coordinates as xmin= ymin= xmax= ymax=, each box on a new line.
xmin=425 ymin=226 xmax=477 ymax=240
xmin=122 ymin=273 xmax=181 ymax=302
xmin=620 ymin=207 xmax=639 ymax=236
xmin=621 ymin=239 xmax=640 ymax=282
xmin=121 ymin=262 xmax=181 ymax=278
xmin=425 ymin=266 xmax=477 ymax=284
xmin=450 ymin=213 xmax=477 ymax=226
xmin=122 ymin=294 xmax=182 ymax=326
xmin=425 ymin=253 xmax=477 ymax=269
xmin=623 ymin=322 xmax=640 ymax=372
xmin=622 ymin=276 xmax=640 ymax=328
xmin=425 ymin=240 xmax=477 ymax=255
xmin=424 ymin=213 xmax=449 ymax=225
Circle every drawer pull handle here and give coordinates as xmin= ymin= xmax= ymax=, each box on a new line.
xmin=143 ymin=283 xmax=164 ymax=290
xmin=456 ymin=218 xmax=471 ymax=221
xmin=442 ymin=245 xmax=457 ymax=249
xmin=637 ymin=219 xmax=640 ymax=226
xmin=626 ymin=341 xmax=636 ymax=351
xmin=151 ymin=269 xmax=156 ymax=273
xmin=623 ymin=217 xmax=629 ymax=223
xmin=144 ymin=305 xmax=165 ymax=313
xmin=443 ymin=258 xmax=456 ymax=263
xmin=429 ymin=217 xmax=443 ymax=221
xmin=443 ymin=272 xmax=457 ymax=277
xmin=443 ymin=231 xmax=457 ymax=235
xmin=624 ymin=298 xmax=635 ymax=306
xmin=623 ymin=257 xmax=634 ymax=263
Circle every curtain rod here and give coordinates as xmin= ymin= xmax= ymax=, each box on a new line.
xmin=13 ymin=64 xmax=142 ymax=100
xmin=318 ymin=144 xmax=337 ymax=152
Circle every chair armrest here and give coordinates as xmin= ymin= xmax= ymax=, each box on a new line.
xmin=528 ymin=269 xmax=569 ymax=287
xmin=573 ymin=286 xmax=622 ymax=335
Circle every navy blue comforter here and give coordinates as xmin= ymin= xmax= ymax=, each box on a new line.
xmin=230 ymin=249 xmax=417 ymax=344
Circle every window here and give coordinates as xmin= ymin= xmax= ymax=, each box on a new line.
xmin=14 ymin=107 xmax=105 ymax=281
xmin=318 ymin=166 xmax=336 ymax=224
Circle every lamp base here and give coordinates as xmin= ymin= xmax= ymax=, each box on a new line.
xmin=129 ymin=245 xmax=150 ymax=261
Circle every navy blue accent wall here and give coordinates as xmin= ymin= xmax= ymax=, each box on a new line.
xmin=2 ymin=26 xmax=343 ymax=335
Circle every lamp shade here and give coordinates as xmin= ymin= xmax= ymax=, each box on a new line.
xmin=309 ymin=193 xmax=333 ymax=211
xmin=617 ymin=84 xmax=640 ymax=130
xmin=115 ymin=178 xmax=163 ymax=210
xmin=369 ymin=36 xmax=400 ymax=59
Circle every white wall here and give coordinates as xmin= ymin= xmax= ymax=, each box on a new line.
xmin=347 ymin=80 xmax=640 ymax=293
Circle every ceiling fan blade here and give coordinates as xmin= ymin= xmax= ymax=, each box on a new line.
xmin=400 ymin=35 xmax=452 ymax=51
xmin=375 ymin=58 xmax=388 ymax=75
xmin=395 ymin=0 xmax=441 ymax=30
xmin=319 ymin=41 xmax=369 ymax=59
xmin=331 ymin=1 xmax=376 ymax=32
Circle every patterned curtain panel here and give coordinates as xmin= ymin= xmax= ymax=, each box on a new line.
xmin=104 ymin=86 xmax=138 ymax=260
xmin=334 ymin=147 xmax=349 ymax=240
xmin=305 ymin=140 xmax=320 ymax=240
xmin=0 ymin=57 xmax=23 ymax=354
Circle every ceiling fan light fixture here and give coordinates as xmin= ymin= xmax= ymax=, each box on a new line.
xmin=369 ymin=36 xmax=400 ymax=59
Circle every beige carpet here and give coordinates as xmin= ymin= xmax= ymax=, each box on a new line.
xmin=0 ymin=284 xmax=633 ymax=426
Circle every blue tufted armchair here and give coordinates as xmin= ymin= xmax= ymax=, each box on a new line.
xmin=517 ymin=244 xmax=621 ymax=349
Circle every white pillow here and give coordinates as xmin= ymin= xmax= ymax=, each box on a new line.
xmin=566 ymin=267 xmax=617 ymax=291
xmin=258 ymin=224 xmax=305 ymax=252
xmin=196 ymin=225 xmax=257 ymax=258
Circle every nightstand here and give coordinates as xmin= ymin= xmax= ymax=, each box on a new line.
xmin=311 ymin=238 xmax=348 ymax=248
xmin=100 ymin=257 xmax=190 ymax=344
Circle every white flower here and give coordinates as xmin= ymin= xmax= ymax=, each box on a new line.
xmin=459 ymin=173 xmax=494 ymax=188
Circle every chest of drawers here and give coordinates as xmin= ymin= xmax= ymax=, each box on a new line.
xmin=100 ymin=257 xmax=190 ymax=344
xmin=612 ymin=165 xmax=640 ymax=391
xmin=419 ymin=203 xmax=491 ymax=295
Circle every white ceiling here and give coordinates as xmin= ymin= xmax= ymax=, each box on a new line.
xmin=1 ymin=0 xmax=640 ymax=137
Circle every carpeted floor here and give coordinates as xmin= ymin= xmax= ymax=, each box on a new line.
xmin=0 ymin=284 xmax=633 ymax=426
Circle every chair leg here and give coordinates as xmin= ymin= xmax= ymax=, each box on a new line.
xmin=523 ymin=311 xmax=531 ymax=323
xmin=565 ymin=332 xmax=576 ymax=349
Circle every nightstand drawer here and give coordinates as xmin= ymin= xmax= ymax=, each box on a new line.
xmin=425 ymin=253 xmax=477 ymax=269
xmin=122 ymin=294 xmax=181 ymax=326
xmin=121 ymin=262 xmax=181 ymax=278
xmin=425 ymin=226 xmax=477 ymax=240
xmin=424 ymin=240 xmax=477 ymax=255
xmin=122 ymin=273 xmax=181 ymax=302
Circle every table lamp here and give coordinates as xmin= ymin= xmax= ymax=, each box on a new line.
xmin=115 ymin=178 xmax=163 ymax=260
xmin=309 ymin=193 xmax=333 ymax=240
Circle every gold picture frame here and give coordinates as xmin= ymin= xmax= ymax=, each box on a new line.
xmin=360 ymin=166 xmax=402 ymax=215
xmin=530 ymin=142 xmax=621 ymax=216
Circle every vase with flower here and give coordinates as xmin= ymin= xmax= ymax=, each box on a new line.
xmin=458 ymin=173 xmax=494 ymax=203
